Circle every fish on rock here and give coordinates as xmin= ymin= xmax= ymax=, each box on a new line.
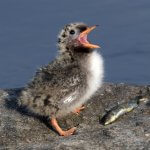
xmin=100 ymin=96 xmax=146 ymax=125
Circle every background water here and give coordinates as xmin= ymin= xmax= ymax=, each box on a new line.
xmin=0 ymin=0 xmax=150 ymax=88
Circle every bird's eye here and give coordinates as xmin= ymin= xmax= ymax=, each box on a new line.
xmin=69 ymin=30 xmax=75 ymax=35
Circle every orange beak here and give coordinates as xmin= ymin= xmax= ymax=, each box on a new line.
xmin=78 ymin=25 xmax=100 ymax=49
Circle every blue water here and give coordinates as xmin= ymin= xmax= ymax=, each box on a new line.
xmin=0 ymin=0 xmax=150 ymax=88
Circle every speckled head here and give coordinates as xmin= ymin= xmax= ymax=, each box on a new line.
xmin=57 ymin=22 xmax=100 ymax=54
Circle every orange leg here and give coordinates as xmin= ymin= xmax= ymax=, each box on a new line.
xmin=51 ymin=117 xmax=76 ymax=136
xmin=73 ymin=105 xmax=85 ymax=115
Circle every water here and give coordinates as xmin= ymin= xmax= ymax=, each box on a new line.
xmin=0 ymin=0 xmax=150 ymax=88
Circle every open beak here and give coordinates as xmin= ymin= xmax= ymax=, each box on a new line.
xmin=78 ymin=25 xmax=100 ymax=49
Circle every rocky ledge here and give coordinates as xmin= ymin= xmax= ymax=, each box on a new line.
xmin=0 ymin=83 xmax=150 ymax=150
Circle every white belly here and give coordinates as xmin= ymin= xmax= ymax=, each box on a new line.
xmin=81 ymin=51 xmax=104 ymax=103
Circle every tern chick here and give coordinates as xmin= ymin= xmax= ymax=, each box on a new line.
xmin=18 ymin=22 xmax=104 ymax=136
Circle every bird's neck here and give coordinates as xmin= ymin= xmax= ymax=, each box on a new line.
xmin=58 ymin=47 xmax=94 ymax=65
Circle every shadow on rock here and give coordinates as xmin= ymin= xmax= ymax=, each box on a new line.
xmin=4 ymin=88 xmax=53 ymax=131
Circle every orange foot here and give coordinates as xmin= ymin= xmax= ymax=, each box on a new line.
xmin=51 ymin=118 xmax=76 ymax=136
xmin=73 ymin=105 xmax=85 ymax=115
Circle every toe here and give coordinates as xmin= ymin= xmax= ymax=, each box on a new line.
xmin=61 ymin=127 xmax=76 ymax=136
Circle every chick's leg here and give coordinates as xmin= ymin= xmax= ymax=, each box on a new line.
xmin=73 ymin=105 xmax=85 ymax=115
xmin=51 ymin=118 xmax=76 ymax=136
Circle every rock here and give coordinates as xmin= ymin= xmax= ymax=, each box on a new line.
xmin=0 ymin=83 xmax=150 ymax=150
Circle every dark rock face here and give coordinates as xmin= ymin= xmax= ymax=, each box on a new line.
xmin=0 ymin=83 xmax=150 ymax=150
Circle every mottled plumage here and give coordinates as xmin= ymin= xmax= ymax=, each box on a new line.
xmin=18 ymin=22 xmax=104 ymax=136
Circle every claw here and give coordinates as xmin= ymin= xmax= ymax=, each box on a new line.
xmin=51 ymin=118 xmax=76 ymax=136
xmin=59 ymin=127 xmax=76 ymax=136
xmin=73 ymin=105 xmax=85 ymax=115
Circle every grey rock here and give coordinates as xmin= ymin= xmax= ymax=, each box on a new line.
xmin=0 ymin=83 xmax=150 ymax=150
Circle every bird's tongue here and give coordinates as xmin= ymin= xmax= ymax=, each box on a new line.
xmin=78 ymin=26 xmax=100 ymax=49
xmin=79 ymin=35 xmax=89 ymax=44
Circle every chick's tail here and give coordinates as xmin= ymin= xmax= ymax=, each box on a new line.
xmin=18 ymin=89 xmax=33 ymax=107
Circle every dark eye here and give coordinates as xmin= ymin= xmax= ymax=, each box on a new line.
xmin=69 ymin=30 xmax=75 ymax=35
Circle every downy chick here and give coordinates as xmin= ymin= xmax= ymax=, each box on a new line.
xmin=18 ymin=22 xmax=104 ymax=136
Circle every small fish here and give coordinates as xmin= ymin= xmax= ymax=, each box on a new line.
xmin=100 ymin=96 xmax=142 ymax=125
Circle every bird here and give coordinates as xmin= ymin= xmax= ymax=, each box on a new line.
xmin=18 ymin=22 xmax=104 ymax=136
